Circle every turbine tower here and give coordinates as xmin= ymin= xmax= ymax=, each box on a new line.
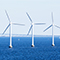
xmin=43 ymin=12 xmax=60 ymax=46
xmin=2 ymin=10 xmax=25 ymax=48
xmin=26 ymin=12 xmax=46 ymax=47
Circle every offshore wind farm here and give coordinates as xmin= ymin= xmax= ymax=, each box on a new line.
xmin=0 ymin=0 xmax=60 ymax=60
xmin=0 ymin=11 xmax=60 ymax=60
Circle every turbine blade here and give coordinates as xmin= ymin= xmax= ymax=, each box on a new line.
xmin=55 ymin=25 xmax=60 ymax=29
xmin=34 ymin=23 xmax=46 ymax=25
xmin=51 ymin=12 xmax=54 ymax=24
xmin=5 ymin=10 xmax=11 ymax=22
xmin=12 ymin=23 xmax=25 ymax=26
xmin=2 ymin=24 xmax=10 ymax=34
xmin=27 ymin=25 xmax=33 ymax=35
xmin=26 ymin=12 xmax=33 ymax=22
xmin=43 ymin=24 xmax=52 ymax=32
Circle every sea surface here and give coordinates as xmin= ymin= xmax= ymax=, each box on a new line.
xmin=0 ymin=36 xmax=60 ymax=60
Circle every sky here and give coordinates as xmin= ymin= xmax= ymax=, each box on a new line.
xmin=0 ymin=0 xmax=60 ymax=35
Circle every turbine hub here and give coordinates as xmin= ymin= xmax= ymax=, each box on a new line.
xmin=53 ymin=24 xmax=54 ymax=26
xmin=32 ymin=23 xmax=34 ymax=25
xmin=10 ymin=22 xmax=12 ymax=24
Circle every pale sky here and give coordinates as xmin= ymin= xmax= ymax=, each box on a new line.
xmin=0 ymin=0 xmax=60 ymax=35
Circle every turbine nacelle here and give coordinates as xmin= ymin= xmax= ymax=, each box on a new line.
xmin=31 ymin=23 xmax=34 ymax=25
xmin=53 ymin=24 xmax=54 ymax=26
xmin=9 ymin=22 xmax=12 ymax=25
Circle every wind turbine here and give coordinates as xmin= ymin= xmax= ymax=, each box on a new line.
xmin=43 ymin=12 xmax=60 ymax=46
xmin=2 ymin=10 xmax=25 ymax=48
xmin=26 ymin=12 xmax=46 ymax=47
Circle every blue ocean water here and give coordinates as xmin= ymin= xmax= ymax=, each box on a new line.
xmin=0 ymin=36 xmax=60 ymax=60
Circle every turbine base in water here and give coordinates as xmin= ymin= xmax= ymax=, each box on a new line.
xmin=52 ymin=44 xmax=55 ymax=46
xmin=31 ymin=45 xmax=34 ymax=47
xmin=9 ymin=46 xmax=12 ymax=48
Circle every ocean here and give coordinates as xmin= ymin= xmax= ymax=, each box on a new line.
xmin=0 ymin=36 xmax=60 ymax=60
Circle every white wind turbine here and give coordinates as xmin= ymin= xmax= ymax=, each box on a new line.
xmin=2 ymin=10 xmax=25 ymax=48
xmin=26 ymin=12 xmax=46 ymax=47
xmin=43 ymin=12 xmax=60 ymax=46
